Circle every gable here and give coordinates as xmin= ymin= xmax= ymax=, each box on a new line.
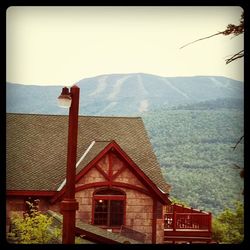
xmin=76 ymin=151 xmax=146 ymax=190
xmin=54 ymin=141 xmax=170 ymax=204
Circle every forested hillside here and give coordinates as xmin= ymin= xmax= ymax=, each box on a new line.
xmin=143 ymin=100 xmax=244 ymax=215
xmin=7 ymin=74 xmax=244 ymax=216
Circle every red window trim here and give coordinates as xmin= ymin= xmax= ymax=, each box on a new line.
xmin=92 ymin=188 xmax=126 ymax=228
xmin=94 ymin=195 xmax=125 ymax=200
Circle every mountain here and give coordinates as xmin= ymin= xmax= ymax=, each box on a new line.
xmin=6 ymin=73 xmax=244 ymax=214
xmin=7 ymin=73 xmax=243 ymax=115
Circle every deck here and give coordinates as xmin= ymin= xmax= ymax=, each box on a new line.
xmin=164 ymin=204 xmax=212 ymax=243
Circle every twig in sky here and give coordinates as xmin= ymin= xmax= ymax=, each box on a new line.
xmin=179 ymin=32 xmax=222 ymax=49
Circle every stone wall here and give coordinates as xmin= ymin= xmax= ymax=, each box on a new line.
xmin=75 ymin=188 xmax=95 ymax=224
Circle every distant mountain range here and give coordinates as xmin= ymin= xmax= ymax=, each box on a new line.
xmin=6 ymin=73 xmax=244 ymax=214
xmin=7 ymin=73 xmax=243 ymax=115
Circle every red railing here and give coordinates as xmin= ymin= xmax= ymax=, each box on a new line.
xmin=164 ymin=212 xmax=211 ymax=231
xmin=164 ymin=204 xmax=212 ymax=231
xmin=164 ymin=204 xmax=212 ymax=243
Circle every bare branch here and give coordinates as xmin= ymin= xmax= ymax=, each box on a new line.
xmin=226 ymin=50 xmax=244 ymax=64
xmin=179 ymin=32 xmax=222 ymax=49
xmin=180 ymin=11 xmax=244 ymax=53
xmin=233 ymin=164 xmax=242 ymax=169
xmin=232 ymin=135 xmax=244 ymax=151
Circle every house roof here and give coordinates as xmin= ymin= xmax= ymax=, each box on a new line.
xmin=6 ymin=113 xmax=170 ymax=194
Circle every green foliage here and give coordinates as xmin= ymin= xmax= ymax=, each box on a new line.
xmin=212 ymin=201 xmax=244 ymax=243
xmin=143 ymin=102 xmax=244 ymax=215
xmin=7 ymin=201 xmax=56 ymax=244
xmin=222 ymin=12 xmax=244 ymax=36
xmin=170 ymin=197 xmax=189 ymax=207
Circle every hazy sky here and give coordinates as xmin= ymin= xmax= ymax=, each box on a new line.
xmin=6 ymin=6 xmax=244 ymax=86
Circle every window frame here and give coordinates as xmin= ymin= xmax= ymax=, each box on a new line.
xmin=92 ymin=188 xmax=126 ymax=228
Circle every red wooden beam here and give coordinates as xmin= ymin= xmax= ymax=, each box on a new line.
xmin=75 ymin=181 xmax=150 ymax=196
xmin=95 ymin=164 xmax=110 ymax=180
xmin=108 ymin=152 xmax=113 ymax=180
xmin=152 ymin=199 xmax=157 ymax=243
xmin=76 ymin=182 xmax=110 ymax=192
xmin=208 ymin=213 xmax=212 ymax=233
xmin=164 ymin=230 xmax=212 ymax=238
xmin=51 ymin=140 xmax=171 ymax=205
xmin=7 ymin=190 xmax=57 ymax=197
xmin=111 ymin=164 xmax=127 ymax=181
xmin=109 ymin=142 xmax=170 ymax=204
xmin=50 ymin=188 xmax=65 ymax=204
xmin=164 ymin=236 xmax=212 ymax=243
xmin=111 ymin=182 xmax=150 ymax=195
xmin=53 ymin=179 xmax=150 ymax=204
xmin=50 ymin=148 xmax=113 ymax=204
xmin=75 ymin=144 xmax=114 ymax=183
xmin=173 ymin=211 xmax=177 ymax=232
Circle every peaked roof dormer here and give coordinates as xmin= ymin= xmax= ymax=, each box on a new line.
xmin=52 ymin=140 xmax=170 ymax=204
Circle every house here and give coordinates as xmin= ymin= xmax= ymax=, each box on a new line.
xmin=6 ymin=113 xmax=172 ymax=243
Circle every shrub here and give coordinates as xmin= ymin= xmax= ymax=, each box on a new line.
xmin=7 ymin=201 xmax=57 ymax=244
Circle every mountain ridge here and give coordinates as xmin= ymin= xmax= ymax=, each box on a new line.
xmin=6 ymin=73 xmax=244 ymax=214
xmin=7 ymin=73 xmax=243 ymax=116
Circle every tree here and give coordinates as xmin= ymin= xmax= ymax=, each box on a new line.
xmin=212 ymin=201 xmax=244 ymax=243
xmin=180 ymin=11 xmax=244 ymax=64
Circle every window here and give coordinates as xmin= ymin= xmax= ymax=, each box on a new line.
xmin=93 ymin=188 xmax=125 ymax=227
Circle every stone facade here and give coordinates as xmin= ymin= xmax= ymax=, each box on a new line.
xmin=73 ymin=151 xmax=164 ymax=243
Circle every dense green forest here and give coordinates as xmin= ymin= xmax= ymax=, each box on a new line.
xmin=143 ymin=98 xmax=244 ymax=215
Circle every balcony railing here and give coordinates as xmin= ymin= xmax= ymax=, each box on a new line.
xmin=163 ymin=204 xmax=212 ymax=243
xmin=164 ymin=212 xmax=211 ymax=231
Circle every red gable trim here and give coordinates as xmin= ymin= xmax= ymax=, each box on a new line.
xmin=50 ymin=143 xmax=114 ymax=204
xmin=75 ymin=181 xmax=149 ymax=196
xmin=51 ymin=140 xmax=170 ymax=204
xmin=109 ymin=141 xmax=170 ymax=204
xmin=7 ymin=190 xmax=57 ymax=197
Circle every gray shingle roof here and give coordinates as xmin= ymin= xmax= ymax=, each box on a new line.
xmin=7 ymin=113 xmax=170 ymax=193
